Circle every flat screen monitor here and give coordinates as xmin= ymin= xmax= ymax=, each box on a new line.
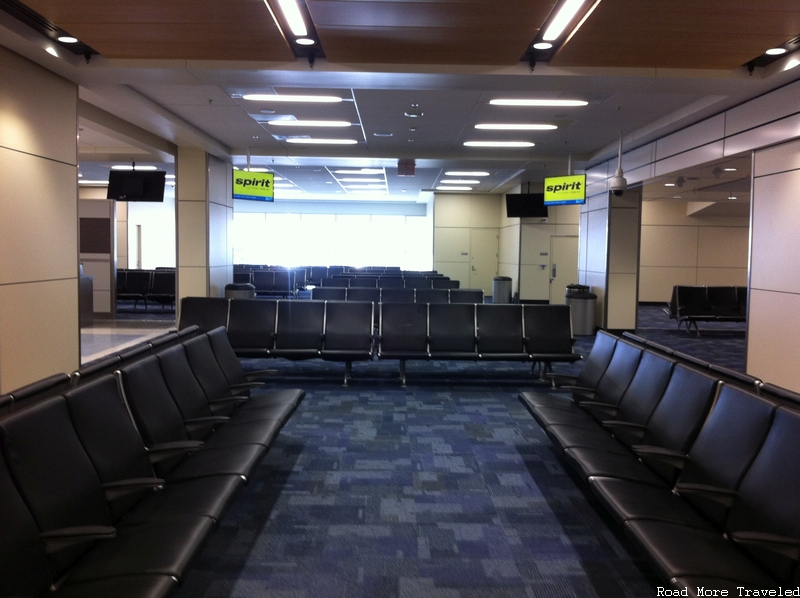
xmin=544 ymin=174 xmax=586 ymax=206
xmin=233 ymin=170 xmax=274 ymax=201
xmin=506 ymin=193 xmax=548 ymax=218
xmin=107 ymin=170 xmax=166 ymax=202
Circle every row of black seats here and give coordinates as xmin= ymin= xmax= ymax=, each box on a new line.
xmin=519 ymin=331 xmax=800 ymax=595
xmin=319 ymin=276 xmax=459 ymax=290
xmin=0 ymin=328 xmax=304 ymax=597
xmin=117 ymin=268 xmax=176 ymax=310
xmin=664 ymin=285 xmax=747 ymax=334
xmin=179 ymin=297 xmax=581 ymax=386
xmin=311 ymin=286 xmax=476 ymax=303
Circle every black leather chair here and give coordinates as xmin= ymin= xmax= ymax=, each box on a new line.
xmin=346 ymin=287 xmax=380 ymax=303
xmin=349 ymin=276 xmax=378 ymax=288
xmin=179 ymin=297 xmax=229 ymax=332
xmin=449 ymin=288 xmax=484 ymax=303
xmin=321 ymin=277 xmax=348 ymax=287
xmin=415 ymin=288 xmax=449 ymax=304
xmin=145 ymin=270 xmax=176 ymax=309
xmin=226 ymin=298 xmax=277 ymax=357
xmin=431 ymin=278 xmax=458 ymax=289
xmin=523 ymin=304 xmax=581 ymax=379
xmin=311 ymin=286 xmax=347 ymax=301
xmin=378 ymin=276 xmax=405 ymax=288
xmin=475 ymin=304 xmax=527 ymax=360
xmin=381 ymin=288 xmax=415 ymax=303
xmin=378 ymin=303 xmax=429 ymax=386
xmin=4 ymin=372 xmax=71 ymax=409
xmin=321 ymin=301 xmax=375 ymax=385
xmin=404 ymin=277 xmax=431 ymax=289
xmin=272 ymin=300 xmax=326 ymax=360
xmin=252 ymin=270 xmax=276 ymax=296
xmin=428 ymin=303 xmax=478 ymax=360
xmin=118 ymin=269 xmax=152 ymax=309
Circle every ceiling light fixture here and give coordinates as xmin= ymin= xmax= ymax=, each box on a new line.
xmin=296 ymin=38 xmax=315 ymax=46
xmin=542 ymin=0 xmax=587 ymax=41
xmin=78 ymin=180 xmax=109 ymax=186
xmin=766 ymin=47 xmax=787 ymax=56
xmin=464 ymin=141 xmax=535 ymax=148
xmin=533 ymin=42 xmax=553 ymax=50
xmin=267 ymin=120 xmax=351 ymax=127
xmin=334 ymin=169 xmax=384 ymax=175
xmin=489 ymin=98 xmax=588 ymax=107
xmin=111 ymin=165 xmax=158 ymax=171
xmin=57 ymin=35 xmax=78 ymax=43
xmin=337 ymin=178 xmax=385 ymax=183
xmin=242 ymin=94 xmax=342 ymax=103
xmin=285 ymin=138 xmax=358 ymax=145
xmin=436 ymin=186 xmax=473 ymax=191
xmin=664 ymin=183 xmax=676 ymax=187
xmin=723 ymin=167 xmax=738 ymax=172
xmin=475 ymin=123 xmax=557 ymax=130
xmin=275 ymin=0 xmax=307 ymax=36
xmin=441 ymin=179 xmax=480 ymax=185
xmin=445 ymin=171 xmax=489 ymax=177
xmin=344 ymin=184 xmax=385 ymax=189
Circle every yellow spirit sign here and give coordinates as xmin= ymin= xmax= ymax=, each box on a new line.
xmin=544 ymin=174 xmax=586 ymax=205
xmin=233 ymin=171 xmax=274 ymax=201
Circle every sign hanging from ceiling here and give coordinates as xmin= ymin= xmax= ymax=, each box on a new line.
xmin=543 ymin=174 xmax=586 ymax=205
xmin=233 ymin=170 xmax=274 ymax=201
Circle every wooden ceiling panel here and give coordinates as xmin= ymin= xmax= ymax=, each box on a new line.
xmin=552 ymin=0 xmax=800 ymax=69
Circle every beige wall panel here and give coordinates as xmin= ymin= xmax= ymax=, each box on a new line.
xmin=751 ymin=170 xmax=800 ymax=294
xmin=434 ymin=194 xmax=470 ymax=227
xmin=754 ymin=137 xmax=800 ymax=178
xmin=0 ymin=279 xmax=79 ymax=393
xmin=433 ymin=227 xmax=470 ymax=263
xmin=177 ymin=147 xmax=208 ymax=202
xmin=117 ymin=220 xmax=128 ymax=268
xmin=177 ymin=265 xmax=208 ymax=299
xmin=498 ymin=224 xmax=519 ymax=265
xmin=469 ymin=195 xmax=500 ymax=228
xmin=92 ymin=292 xmax=111 ymax=313
xmin=640 ymin=225 xmax=698 ymax=267
xmin=606 ymin=273 xmax=638 ymax=330
xmin=519 ymin=264 xmax=549 ymax=301
xmin=0 ymin=47 xmax=77 ymax=165
xmin=724 ymin=113 xmax=800 ymax=158
xmin=625 ymin=163 xmax=655 ymax=186
xmin=555 ymin=223 xmax=579 ymax=236
xmin=696 ymin=267 xmax=748 ymax=287
xmin=554 ymin=204 xmax=580 ymax=225
xmin=586 ymin=209 xmax=608 ymax=274
xmin=747 ymin=289 xmax=800 ymax=392
xmin=81 ymin=261 xmax=110 ymax=292
xmin=639 ymin=267 xmax=698 ymax=302
xmin=726 ymin=80 xmax=800 ymax=137
xmin=0 ymin=148 xmax=77 ymax=285
xmin=641 ymin=200 xmax=692 ymax=226
xmin=209 ymin=265 xmax=229 ymax=298
xmin=608 ymin=208 xmax=640 ymax=275
xmin=208 ymin=155 xmax=231 ymax=208
xmin=579 ymin=212 xmax=589 ymax=273
xmin=697 ymin=226 xmax=749 ymax=268
xmin=656 ymin=114 xmax=725 ymax=160
xmin=208 ymin=202 xmax=230 ymax=268
xmin=622 ymin=142 xmax=656 ymax=172
xmin=433 ymin=262 xmax=470 ymax=286
xmin=654 ymin=141 xmax=725 ymax=178
xmin=177 ymin=201 xmax=208 ymax=268
xmin=520 ymin=224 xmax=556 ymax=265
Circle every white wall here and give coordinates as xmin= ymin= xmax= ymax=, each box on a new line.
xmin=126 ymin=185 xmax=176 ymax=270
xmin=639 ymin=201 xmax=749 ymax=302
xmin=0 ymin=46 xmax=79 ymax=391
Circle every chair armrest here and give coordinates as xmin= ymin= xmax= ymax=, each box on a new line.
xmin=243 ymin=369 xmax=275 ymax=380
xmin=545 ymin=373 xmax=579 ymax=388
xmin=561 ymin=385 xmax=594 ymax=392
xmin=102 ymin=477 xmax=164 ymax=500
xmin=674 ymin=483 xmax=736 ymax=507
xmin=601 ymin=420 xmax=646 ymax=435
xmin=578 ymin=401 xmax=620 ymax=418
xmin=184 ymin=416 xmax=230 ymax=435
xmin=731 ymin=531 xmax=800 ymax=562
xmin=145 ymin=440 xmax=204 ymax=463
xmin=230 ymin=381 xmax=265 ymax=390
xmin=210 ymin=394 xmax=249 ymax=403
xmin=41 ymin=525 xmax=117 ymax=552
xmin=631 ymin=445 xmax=688 ymax=469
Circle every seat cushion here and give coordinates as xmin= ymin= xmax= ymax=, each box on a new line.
xmin=563 ymin=447 xmax=667 ymax=486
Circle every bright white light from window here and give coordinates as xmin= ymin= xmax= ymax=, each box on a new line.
xmin=245 ymin=167 xmax=271 ymax=172
xmin=490 ymin=98 xmax=588 ymax=107
xmin=542 ymin=0 xmax=586 ymax=41
xmin=242 ymin=94 xmax=342 ymax=103
xmin=274 ymin=183 xmax=294 ymax=188
xmin=276 ymin=0 xmax=307 ymax=36
xmin=166 ymin=174 xmax=176 ymax=179
xmin=475 ymin=123 xmax=557 ymax=130
xmin=445 ymin=171 xmax=489 ymax=177
xmin=285 ymin=138 xmax=358 ymax=145
xmin=464 ymin=141 xmax=534 ymax=148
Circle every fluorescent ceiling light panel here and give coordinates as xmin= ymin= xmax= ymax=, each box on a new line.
xmin=111 ymin=165 xmax=158 ymax=171
xmin=78 ymin=180 xmax=109 ymax=186
xmin=436 ymin=186 xmax=473 ymax=191
xmin=533 ymin=42 xmax=553 ymax=50
xmin=57 ymin=36 xmax=78 ymax=43
xmin=285 ymin=138 xmax=358 ymax=145
xmin=296 ymin=38 xmax=315 ymax=46
xmin=441 ymin=179 xmax=480 ymax=185
xmin=445 ymin=171 xmax=489 ymax=177
xmin=490 ymin=98 xmax=588 ymax=107
xmin=766 ymin=47 xmax=787 ymax=55
xmin=274 ymin=183 xmax=295 ymax=188
xmin=242 ymin=94 xmax=342 ymax=103
xmin=542 ymin=0 xmax=586 ymax=41
xmin=267 ymin=120 xmax=351 ymax=127
xmin=475 ymin=123 xmax=557 ymax=130
xmin=276 ymin=0 xmax=307 ymax=36
xmin=337 ymin=178 xmax=385 ymax=183
xmin=334 ymin=169 xmax=383 ymax=174
xmin=464 ymin=141 xmax=534 ymax=148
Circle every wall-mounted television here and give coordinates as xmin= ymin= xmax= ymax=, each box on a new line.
xmin=506 ymin=193 xmax=548 ymax=218
xmin=107 ymin=170 xmax=166 ymax=202
xmin=543 ymin=174 xmax=586 ymax=206
xmin=233 ymin=170 xmax=274 ymax=201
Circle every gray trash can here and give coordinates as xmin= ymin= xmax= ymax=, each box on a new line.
xmin=492 ymin=276 xmax=513 ymax=304
xmin=565 ymin=284 xmax=597 ymax=335
xmin=225 ymin=282 xmax=256 ymax=299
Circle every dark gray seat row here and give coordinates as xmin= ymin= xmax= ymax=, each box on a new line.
xmin=0 ymin=328 xmax=304 ymax=598
xmin=519 ymin=331 xmax=800 ymax=595
xmin=117 ymin=268 xmax=176 ymax=310
xmin=311 ymin=286 xmax=477 ymax=302
xmin=664 ymin=285 xmax=747 ymax=334
xmin=319 ymin=275 xmax=458 ymax=290
xmin=180 ymin=298 xmax=581 ymax=386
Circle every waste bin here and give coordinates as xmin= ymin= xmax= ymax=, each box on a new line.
xmin=492 ymin=276 xmax=513 ymax=304
xmin=565 ymin=284 xmax=597 ymax=335
xmin=225 ymin=282 xmax=256 ymax=299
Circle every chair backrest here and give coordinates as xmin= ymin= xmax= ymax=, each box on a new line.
xmin=590 ymin=340 xmax=643 ymax=405
xmin=574 ymin=330 xmax=618 ymax=388
xmin=149 ymin=270 xmax=175 ymax=295
xmin=227 ymin=298 xmax=277 ymax=351
xmin=614 ymin=351 xmax=676 ymax=425
xmin=428 ymin=303 xmax=476 ymax=354
xmin=378 ymin=276 xmax=405 ymax=288
xmin=524 ymin=304 xmax=574 ymax=354
xmin=323 ymin=301 xmax=374 ymax=352
xmin=233 ymin=270 xmax=253 ymax=284
xmin=182 ymin=334 xmax=240 ymax=399
xmin=179 ymin=297 xmax=229 ymax=332
xmin=404 ymin=277 xmax=431 ymax=289
xmin=432 ymin=278 xmax=459 ymax=289
xmin=378 ymin=303 xmax=428 ymax=354
xmin=156 ymin=344 xmax=223 ymax=419
xmin=381 ymin=288 xmax=415 ymax=303
xmin=349 ymin=277 xmax=378 ymax=288
xmin=415 ymin=288 xmax=449 ymax=304
xmin=449 ymin=288 xmax=484 ymax=304
xmin=274 ymin=300 xmax=326 ymax=350
xmin=707 ymin=286 xmax=739 ymax=317
xmin=312 ymin=286 xmax=346 ymax=301
xmin=272 ymin=269 xmax=294 ymax=292
xmin=5 ymin=372 xmax=71 ymax=408
xmin=346 ymin=287 xmax=380 ymax=303
xmin=675 ymin=285 xmax=709 ymax=316
xmin=309 ymin=266 xmax=328 ymax=284
xmin=252 ymin=270 xmax=275 ymax=292
xmin=124 ymin=269 xmax=152 ymax=294
xmin=321 ymin=277 xmax=349 ymax=287
xmin=206 ymin=327 xmax=249 ymax=386
xmin=475 ymin=304 xmax=525 ymax=354
xmin=736 ymin=285 xmax=747 ymax=316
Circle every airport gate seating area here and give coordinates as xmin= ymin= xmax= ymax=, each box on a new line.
xmin=519 ymin=330 xmax=800 ymax=596
xmin=0 ymin=326 xmax=304 ymax=598
xmin=117 ymin=268 xmax=176 ymax=311
xmin=664 ymin=285 xmax=747 ymax=334
xmin=178 ymin=297 xmax=582 ymax=386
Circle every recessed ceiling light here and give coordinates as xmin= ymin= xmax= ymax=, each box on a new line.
xmin=728 ymin=195 xmax=738 ymax=200
xmin=436 ymin=186 xmax=473 ymax=191
xmin=165 ymin=175 xmax=176 ymax=179
xmin=542 ymin=0 xmax=587 ymax=41
xmin=285 ymin=138 xmax=358 ymax=145
xmin=766 ymin=47 xmax=787 ymax=56
xmin=404 ymin=112 xmax=423 ymax=118
xmin=242 ymin=94 xmax=343 ymax=103
xmin=664 ymin=183 xmax=676 ymax=187
xmin=723 ymin=167 xmax=737 ymax=172
xmin=464 ymin=141 xmax=535 ymax=148
xmin=57 ymin=36 xmax=78 ymax=43
xmin=345 ymin=184 xmax=385 ymax=189
xmin=295 ymin=38 xmax=315 ymax=46
xmin=490 ymin=98 xmax=588 ymax=107
xmin=334 ymin=169 xmax=384 ymax=175
xmin=337 ymin=178 xmax=385 ymax=183
xmin=533 ymin=42 xmax=553 ymax=50
xmin=79 ymin=180 xmax=110 ymax=186
xmin=276 ymin=0 xmax=307 ymax=36
xmin=267 ymin=120 xmax=351 ymax=127
xmin=245 ymin=167 xmax=271 ymax=172
xmin=475 ymin=123 xmax=557 ymax=130
xmin=111 ymin=165 xmax=158 ymax=171
xmin=446 ymin=171 xmax=489 ymax=177
xmin=274 ymin=183 xmax=295 ymax=188
xmin=373 ymin=132 xmax=393 ymax=137
xmin=45 ymin=47 xmax=58 ymax=57
xmin=441 ymin=179 xmax=480 ymax=185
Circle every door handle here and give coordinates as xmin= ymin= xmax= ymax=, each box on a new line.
xmin=551 ymin=263 xmax=557 ymax=278
xmin=471 ymin=266 xmax=476 ymax=271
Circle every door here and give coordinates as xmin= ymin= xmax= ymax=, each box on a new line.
xmin=469 ymin=228 xmax=499 ymax=294
xmin=549 ymin=235 xmax=579 ymax=304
